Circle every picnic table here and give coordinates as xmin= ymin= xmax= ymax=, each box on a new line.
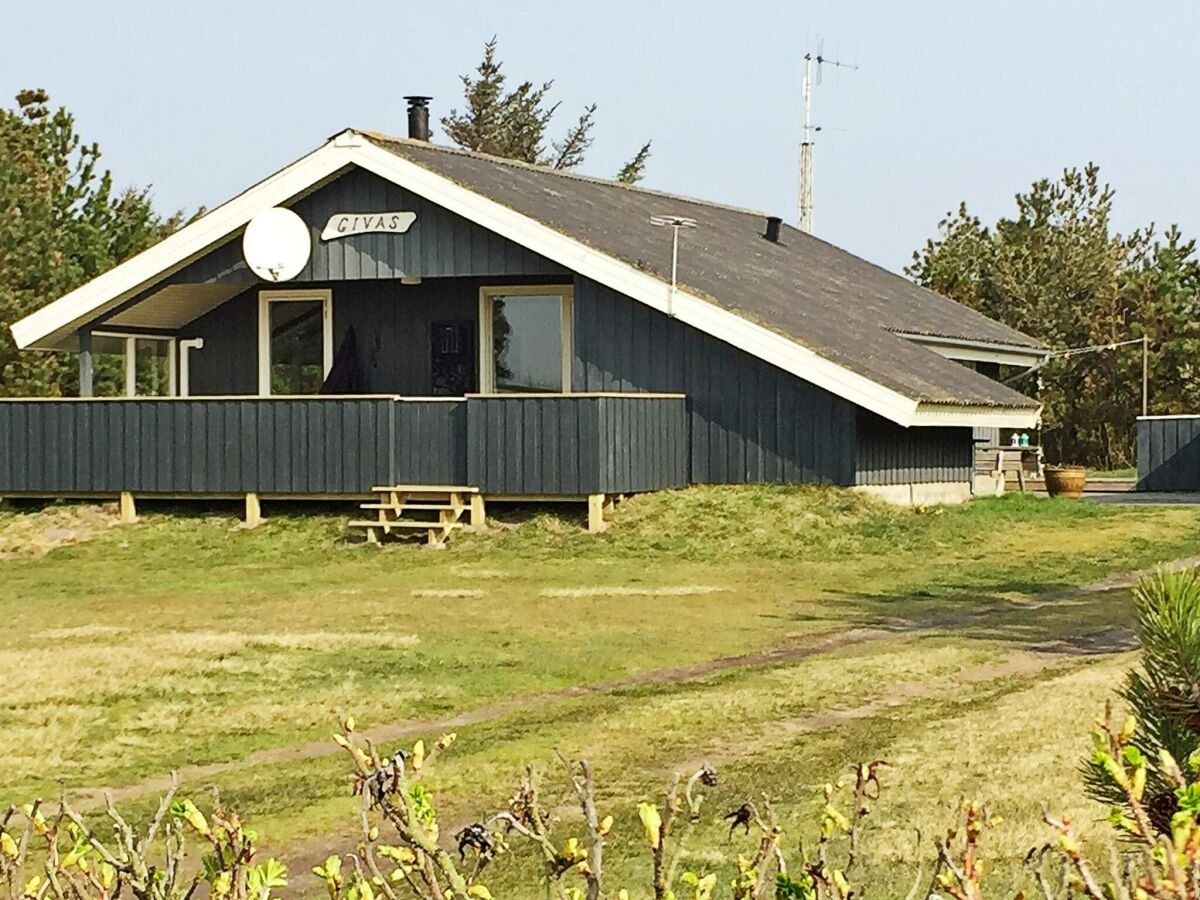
xmin=974 ymin=444 xmax=1045 ymax=492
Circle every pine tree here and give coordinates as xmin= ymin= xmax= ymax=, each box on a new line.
xmin=1084 ymin=568 xmax=1200 ymax=831
xmin=615 ymin=141 xmax=652 ymax=185
xmin=441 ymin=37 xmax=652 ymax=183
xmin=0 ymin=89 xmax=188 ymax=396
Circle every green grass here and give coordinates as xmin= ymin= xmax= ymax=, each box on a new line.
xmin=1090 ymin=466 xmax=1137 ymax=479
xmin=2 ymin=486 xmax=1199 ymax=894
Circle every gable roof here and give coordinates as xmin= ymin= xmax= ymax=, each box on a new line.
xmin=367 ymin=135 xmax=1042 ymax=409
xmin=11 ymin=129 xmax=1042 ymax=428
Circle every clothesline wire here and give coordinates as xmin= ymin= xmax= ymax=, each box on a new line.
xmin=1003 ymin=336 xmax=1146 ymax=384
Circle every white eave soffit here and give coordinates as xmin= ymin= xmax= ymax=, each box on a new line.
xmin=892 ymin=331 xmax=1048 ymax=368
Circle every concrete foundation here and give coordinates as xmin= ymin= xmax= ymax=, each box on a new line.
xmin=853 ymin=481 xmax=973 ymax=506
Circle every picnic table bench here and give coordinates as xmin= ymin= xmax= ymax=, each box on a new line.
xmin=974 ymin=445 xmax=1045 ymax=492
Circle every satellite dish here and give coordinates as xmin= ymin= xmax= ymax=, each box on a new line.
xmin=242 ymin=207 xmax=311 ymax=282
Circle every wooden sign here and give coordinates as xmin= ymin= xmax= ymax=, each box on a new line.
xmin=320 ymin=211 xmax=417 ymax=240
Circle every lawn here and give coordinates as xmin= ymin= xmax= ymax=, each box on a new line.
xmin=3 ymin=486 xmax=1199 ymax=895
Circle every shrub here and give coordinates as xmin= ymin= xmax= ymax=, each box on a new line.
xmin=1085 ymin=568 xmax=1200 ymax=830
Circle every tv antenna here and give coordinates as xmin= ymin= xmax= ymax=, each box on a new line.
xmin=798 ymin=39 xmax=858 ymax=234
xmin=649 ymin=215 xmax=698 ymax=317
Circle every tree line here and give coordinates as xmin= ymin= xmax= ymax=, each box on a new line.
xmin=3 ymin=40 xmax=1198 ymax=469
xmin=909 ymin=164 xmax=1200 ymax=468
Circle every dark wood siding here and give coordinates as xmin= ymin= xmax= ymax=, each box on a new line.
xmin=394 ymin=399 xmax=468 ymax=486
xmin=186 ymin=293 xmax=258 ymax=396
xmin=571 ymin=276 xmax=857 ymax=485
xmin=853 ymin=409 xmax=973 ymax=485
xmin=464 ymin=395 xmax=686 ymax=495
xmin=168 ymin=168 xmax=566 ymax=288
xmin=467 ymin=396 xmax=602 ymax=495
xmin=1137 ymin=417 xmax=1200 ymax=490
xmin=597 ymin=395 xmax=689 ymax=493
xmin=0 ymin=399 xmax=394 ymax=494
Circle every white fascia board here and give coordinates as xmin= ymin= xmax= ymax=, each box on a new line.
xmin=910 ymin=404 xmax=1042 ymax=429
xmin=350 ymin=141 xmax=927 ymax=427
xmin=892 ymin=331 xmax=1047 ymax=369
xmin=11 ymin=139 xmax=358 ymax=350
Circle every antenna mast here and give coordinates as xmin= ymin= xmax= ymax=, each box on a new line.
xmin=798 ymin=43 xmax=858 ymax=234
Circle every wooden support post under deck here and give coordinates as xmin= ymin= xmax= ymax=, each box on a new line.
xmin=118 ymin=491 xmax=137 ymax=524
xmin=470 ymin=494 xmax=486 ymax=531
xmin=244 ymin=492 xmax=263 ymax=528
xmin=587 ymin=493 xmax=607 ymax=534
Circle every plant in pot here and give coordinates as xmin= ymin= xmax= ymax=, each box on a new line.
xmin=1045 ymin=463 xmax=1087 ymax=498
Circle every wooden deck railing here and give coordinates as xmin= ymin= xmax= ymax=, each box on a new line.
xmin=0 ymin=393 xmax=688 ymax=498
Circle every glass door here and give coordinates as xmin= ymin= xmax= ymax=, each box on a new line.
xmin=91 ymin=333 xmax=177 ymax=397
xmin=258 ymin=290 xmax=333 ymax=395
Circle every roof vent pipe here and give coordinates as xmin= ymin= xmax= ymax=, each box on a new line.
xmin=404 ymin=96 xmax=432 ymax=141
xmin=764 ymin=215 xmax=782 ymax=243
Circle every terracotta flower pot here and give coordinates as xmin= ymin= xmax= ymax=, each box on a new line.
xmin=1045 ymin=465 xmax=1087 ymax=499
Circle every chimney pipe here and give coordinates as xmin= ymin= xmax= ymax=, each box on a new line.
xmin=404 ymin=96 xmax=432 ymax=141
xmin=764 ymin=215 xmax=782 ymax=243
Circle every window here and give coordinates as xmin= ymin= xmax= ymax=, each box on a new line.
xmin=479 ymin=286 xmax=572 ymax=393
xmin=90 ymin=333 xmax=176 ymax=397
xmin=258 ymin=290 xmax=333 ymax=395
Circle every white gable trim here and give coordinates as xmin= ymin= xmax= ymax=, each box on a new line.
xmin=11 ymin=130 xmax=1042 ymax=429
xmin=10 ymin=140 xmax=358 ymax=351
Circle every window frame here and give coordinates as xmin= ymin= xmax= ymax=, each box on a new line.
xmin=257 ymin=289 xmax=334 ymax=396
xmin=91 ymin=330 xmax=178 ymax=397
xmin=477 ymin=284 xmax=574 ymax=394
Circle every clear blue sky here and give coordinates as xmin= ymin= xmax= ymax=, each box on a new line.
xmin=3 ymin=1 xmax=1195 ymax=273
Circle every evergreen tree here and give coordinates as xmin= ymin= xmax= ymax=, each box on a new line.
xmin=0 ymin=89 xmax=188 ymax=396
xmin=441 ymin=37 xmax=652 ymax=183
xmin=909 ymin=165 xmax=1200 ymax=468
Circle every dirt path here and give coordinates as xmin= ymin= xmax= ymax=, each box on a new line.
xmin=71 ymin=553 xmax=1199 ymax=810
xmin=74 ymin=625 xmax=891 ymax=809
xmin=276 ymin=644 xmax=1081 ymax=892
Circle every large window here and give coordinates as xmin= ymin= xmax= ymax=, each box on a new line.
xmin=90 ymin=333 xmax=176 ymax=397
xmin=479 ymin=286 xmax=572 ymax=393
xmin=258 ymin=290 xmax=333 ymax=395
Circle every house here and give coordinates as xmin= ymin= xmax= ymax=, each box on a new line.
xmin=2 ymin=98 xmax=1045 ymax=530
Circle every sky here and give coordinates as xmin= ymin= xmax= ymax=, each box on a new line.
xmin=3 ymin=1 xmax=1197 ymax=274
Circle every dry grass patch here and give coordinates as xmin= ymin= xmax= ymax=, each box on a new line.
xmin=0 ymin=504 xmax=121 ymax=557
xmin=539 ymin=584 xmax=728 ymax=598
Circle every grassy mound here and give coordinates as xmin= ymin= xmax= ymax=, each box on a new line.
xmin=465 ymin=484 xmax=1117 ymax=560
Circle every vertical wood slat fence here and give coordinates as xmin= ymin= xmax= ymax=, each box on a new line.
xmin=0 ymin=394 xmax=688 ymax=498
xmin=1137 ymin=415 xmax=1200 ymax=491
